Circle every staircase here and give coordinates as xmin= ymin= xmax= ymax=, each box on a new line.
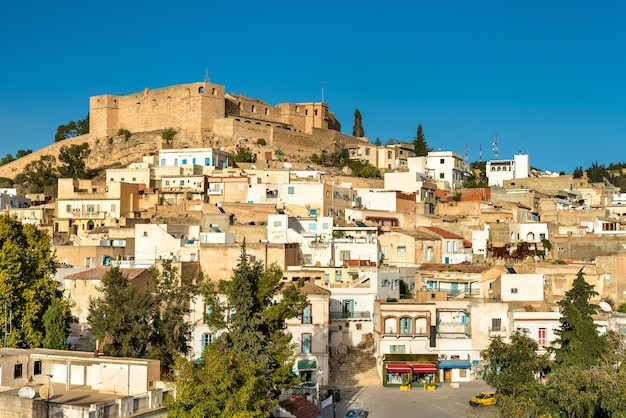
xmin=329 ymin=333 xmax=380 ymax=387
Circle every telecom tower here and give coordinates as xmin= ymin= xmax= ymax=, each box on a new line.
xmin=479 ymin=144 xmax=482 ymax=162
xmin=492 ymin=134 xmax=499 ymax=160
xmin=464 ymin=144 xmax=470 ymax=172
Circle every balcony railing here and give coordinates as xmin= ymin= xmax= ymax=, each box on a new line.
xmin=437 ymin=322 xmax=471 ymax=335
xmin=330 ymin=311 xmax=370 ymax=320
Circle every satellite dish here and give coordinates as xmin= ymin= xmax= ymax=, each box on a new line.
xmin=599 ymin=301 xmax=612 ymax=312
xmin=283 ymin=162 xmax=292 ymax=169
xmin=39 ymin=385 xmax=54 ymax=400
xmin=17 ymin=386 xmax=36 ymax=399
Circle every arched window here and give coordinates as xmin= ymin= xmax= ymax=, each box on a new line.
xmin=400 ymin=317 xmax=412 ymax=334
xmin=384 ymin=317 xmax=397 ymax=334
xmin=415 ymin=317 xmax=428 ymax=334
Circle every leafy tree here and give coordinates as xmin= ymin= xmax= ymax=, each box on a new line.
xmin=147 ymin=261 xmax=199 ymax=377
xmin=462 ymin=161 xmax=488 ymax=188
xmin=552 ymin=268 xmax=608 ymax=368
xmin=481 ymin=330 xmax=551 ymax=417
xmin=20 ymin=155 xmax=58 ymax=194
xmin=572 ymin=167 xmax=583 ymax=179
xmin=54 ymin=114 xmax=89 ymax=142
xmin=345 ymin=159 xmax=381 ymax=178
xmin=374 ymin=137 xmax=382 ymax=146
xmin=0 ymin=177 xmax=13 ymax=188
xmin=42 ymin=297 xmax=74 ymax=350
xmin=162 ymin=127 xmax=177 ymax=143
xmin=87 ymin=267 xmax=152 ymax=358
xmin=57 ymin=143 xmax=91 ymax=179
xmin=169 ymin=244 xmax=308 ymax=416
xmin=16 ymin=149 xmax=32 ymax=159
xmin=0 ymin=154 xmax=14 ymax=166
xmin=0 ymin=215 xmax=68 ymax=348
xmin=412 ymin=124 xmax=431 ymax=156
xmin=586 ymin=161 xmax=607 ymax=183
xmin=352 ymin=109 xmax=364 ymax=138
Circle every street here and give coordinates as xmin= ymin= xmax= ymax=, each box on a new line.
xmin=335 ymin=380 xmax=498 ymax=418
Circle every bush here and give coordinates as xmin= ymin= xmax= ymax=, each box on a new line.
xmin=117 ymin=129 xmax=131 ymax=141
xmin=256 ymin=138 xmax=266 ymax=145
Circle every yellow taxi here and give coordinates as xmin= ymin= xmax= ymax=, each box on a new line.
xmin=469 ymin=391 xmax=497 ymax=406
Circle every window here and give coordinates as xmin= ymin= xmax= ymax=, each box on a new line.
xmin=66 ymin=204 xmax=71 ymax=212
xmin=308 ymin=223 xmax=317 ymax=231
xmin=201 ymin=333 xmax=215 ymax=351
xmin=491 ymin=318 xmax=502 ymax=332
xmin=288 ymin=186 xmax=295 ymax=195
xmin=302 ymin=304 xmax=312 ymax=324
xmin=181 ymin=159 xmax=187 ymax=164
xmin=461 ymin=314 xmax=469 ymax=324
xmin=397 ymin=246 xmax=406 ymax=257
xmin=273 ymin=221 xmax=282 ymax=227
xmin=558 ymin=246 xmax=564 ymax=251
xmin=301 ymin=333 xmax=312 ymax=353
xmin=538 ymin=328 xmax=547 ymax=346
xmin=174 ymin=158 xmax=178 ymax=166
xmin=160 ymin=158 xmax=166 ymax=166
xmin=387 ymin=151 xmax=392 ymax=159
xmin=365 ymin=148 xmax=370 ymax=156
xmin=14 ymin=364 xmax=22 ymax=379
xmin=511 ymin=288 xmax=518 ymax=294
xmin=322 ymin=223 xmax=329 ymax=229
xmin=384 ymin=317 xmax=397 ymax=334
xmin=460 ymin=369 xmax=467 ymax=378
xmin=440 ymin=159 xmax=445 ymax=164
xmin=34 ymin=360 xmax=42 ymax=375
xmin=324 ymin=273 xmax=330 ymax=281
xmin=203 ymin=303 xmax=212 ymax=324
xmin=390 ymin=345 xmax=406 ymax=354
xmin=340 ymin=251 xmax=350 ymax=260
xmin=303 ymin=254 xmax=312 ymax=264
xmin=86 ymin=205 xmax=95 ymax=213
xmin=439 ymin=173 xmax=445 ymax=179
xmin=205 ymin=157 xmax=211 ymax=166
xmin=400 ymin=317 xmax=412 ymax=334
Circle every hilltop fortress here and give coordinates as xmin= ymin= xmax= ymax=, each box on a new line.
xmin=91 ymin=81 xmax=344 ymax=142
xmin=0 ymin=81 xmax=363 ymax=178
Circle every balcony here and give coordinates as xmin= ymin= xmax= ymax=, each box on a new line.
xmin=65 ymin=211 xmax=109 ymax=219
xmin=330 ymin=311 xmax=370 ymax=321
xmin=488 ymin=326 xmax=507 ymax=337
xmin=437 ymin=322 xmax=471 ymax=336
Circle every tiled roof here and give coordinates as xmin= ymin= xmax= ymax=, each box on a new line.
xmin=422 ymin=226 xmax=464 ymax=240
xmin=299 ymin=281 xmax=331 ymax=296
xmin=65 ymin=267 xmax=148 ymax=281
xmin=278 ymin=395 xmax=321 ymax=418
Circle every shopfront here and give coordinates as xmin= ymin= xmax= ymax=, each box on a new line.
xmin=438 ymin=359 xmax=471 ymax=382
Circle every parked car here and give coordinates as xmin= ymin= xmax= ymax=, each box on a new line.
xmin=294 ymin=381 xmax=317 ymax=389
xmin=344 ymin=407 xmax=368 ymax=417
xmin=469 ymin=391 xmax=497 ymax=406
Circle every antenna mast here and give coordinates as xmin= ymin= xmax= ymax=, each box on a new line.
xmin=321 ymin=81 xmax=325 ymax=103
xmin=204 ymin=68 xmax=209 ymax=83
xmin=464 ymin=144 xmax=469 ymax=172
xmin=492 ymin=134 xmax=499 ymax=160
xmin=479 ymin=144 xmax=482 ymax=163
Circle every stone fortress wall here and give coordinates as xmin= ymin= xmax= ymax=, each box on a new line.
xmin=0 ymin=81 xmax=362 ymax=179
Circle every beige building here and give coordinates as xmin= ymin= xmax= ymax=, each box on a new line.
xmin=54 ymin=179 xmax=141 ymax=237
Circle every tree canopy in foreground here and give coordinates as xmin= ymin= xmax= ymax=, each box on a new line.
xmin=167 ymin=243 xmax=308 ymax=417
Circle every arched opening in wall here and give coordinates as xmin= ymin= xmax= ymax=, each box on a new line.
xmin=266 ymin=124 xmax=271 ymax=126
xmin=211 ymin=88 xmax=216 ymax=95
xmin=186 ymin=88 xmax=191 ymax=96
xmin=415 ymin=317 xmax=428 ymax=334
xmin=306 ymin=109 xmax=309 ymax=115
xmin=238 ymin=102 xmax=242 ymax=111
xmin=235 ymin=118 xmax=241 ymax=122
xmin=251 ymin=105 xmax=256 ymax=113
xmin=113 ymin=99 xmax=117 ymax=106
xmin=244 ymin=120 xmax=251 ymax=123
xmin=295 ymin=106 xmax=299 ymax=112
xmin=199 ymin=87 xmax=204 ymax=94
xmin=384 ymin=317 xmax=397 ymax=334
xmin=255 ymin=122 xmax=261 ymax=125
xmin=526 ymin=232 xmax=535 ymax=241
xmin=265 ymin=108 xmax=269 ymax=115
xmin=87 ymin=220 xmax=95 ymax=231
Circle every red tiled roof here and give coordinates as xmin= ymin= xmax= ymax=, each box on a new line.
xmin=278 ymin=395 xmax=321 ymax=418
xmin=422 ymin=226 xmax=464 ymax=240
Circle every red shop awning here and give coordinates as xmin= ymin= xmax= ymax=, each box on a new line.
xmin=386 ymin=364 xmax=411 ymax=373
xmin=412 ymin=364 xmax=437 ymax=373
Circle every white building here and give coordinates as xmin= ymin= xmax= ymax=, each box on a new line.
xmin=158 ymin=147 xmax=231 ymax=171
xmin=486 ymin=153 xmax=530 ymax=187
xmin=497 ymin=273 xmax=544 ymax=302
xmin=509 ymin=222 xmax=549 ymax=243
xmin=134 ymin=224 xmax=200 ymax=264
xmin=513 ymin=311 xmax=561 ymax=355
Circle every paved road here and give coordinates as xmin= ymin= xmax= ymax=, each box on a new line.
xmin=334 ymin=380 xmax=498 ymax=418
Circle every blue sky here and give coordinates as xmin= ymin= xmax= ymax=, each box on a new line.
xmin=1 ymin=1 xmax=625 ymax=174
